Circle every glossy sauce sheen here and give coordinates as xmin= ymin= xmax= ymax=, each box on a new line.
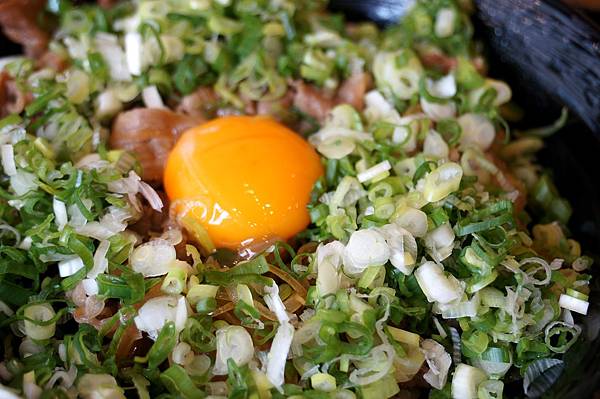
xmin=164 ymin=116 xmax=324 ymax=249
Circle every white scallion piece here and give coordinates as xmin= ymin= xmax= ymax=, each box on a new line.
xmin=81 ymin=278 xmax=99 ymax=296
xmin=423 ymin=130 xmax=449 ymax=159
xmin=348 ymin=344 xmax=395 ymax=386
xmin=391 ymin=125 xmax=411 ymax=146
xmin=1 ymin=144 xmax=16 ymax=176
xmin=139 ymin=181 xmax=163 ymax=211
xmin=478 ymin=380 xmax=504 ymax=399
xmin=458 ymin=113 xmax=496 ymax=151
xmin=343 ymin=229 xmax=390 ymax=276
xmin=378 ymin=223 xmax=418 ymax=275
xmin=58 ymin=257 xmax=85 ymax=278
xmin=263 ymin=283 xmax=295 ymax=388
xmin=519 ymin=257 xmax=552 ymax=286
xmin=432 ymin=317 xmax=447 ymax=338
xmin=65 ymin=69 xmax=91 ymax=104
xmin=142 ymin=85 xmax=166 ymax=109
xmin=291 ymin=320 xmax=320 ymax=357
xmin=159 ymin=35 xmax=185 ymax=63
xmin=88 ymin=240 xmax=110 ymax=279
xmin=52 ymin=197 xmax=68 ymax=231
xmin=77 ymin=374 xmax=125 ymax=399
xmin=414 ymin=261 xmax=462 ymax=304
xmin=421 ymin=339 xmax=452 ymax=389
xmin=426 ymin=74 xmax=456 ymax=98
xmin=487 ymin=79 xmax=512 ymax=105
xmin=357 ymin=160 xmax=392 ymax=183
xmin=44 ymin=364 xmax=77 ymax=389
xmin=559 ymin=294 xmax=589 ymax=315
xmin=364 ymin=90 xmax=395 ymax=121
xmin=316 ymin=136 xmax=356 ymax=160
xmin=134 ymin=296 xmax=186 ymax=340
xmin=172 ymin=342 xmax=192 ymax=366
xmin=94 ymin=33 xmax=131 ymax=81
xmin=10 ymin=171 xmax=37 ymax=196
xmin=18 ymin=236 xmax=32 ymax=250
xmin=124 ymin=32 xmax=143 ymax=76
xmin=394 ymin=157 xmax=418 ymax=179
xmin=75 ymin=206 xmax=130 ymax=240
xmin=474 ymin=358 xmax=511 ymax=379
xmin=213 ymin=326 xmax=254 ymax=375
xmin=469 ymin=79 xmax=512 ymax=107
xmin=571 ymin=256 xmax=592 ymax=272
xmin=236 ymin=284 xmax=253 ymax=306
xmin=107 ymin=170 xmax=140 ymax=194
xmin=420 ymin=97 xmax=456 ymax=121
xmin=438 ymin=293 xmax=480 ymax=319
xmin=373 ymin=50 xmax=423 ymax=100
xmin=264 ymin=283 xmax=289 ymax=324
xmin=23 ymin=303 xmax=56 ymax=340
xmin=95 ymin=90 xmax=123 ymax=120
xmin=428 ymin=223 xmax=455 ymax=248
xmin=304 ymin=31 xmax=342 ymax=47
xmin=130 ymin=241 xmax=176 ymax=277
xmin=315 ymin=241 xmax=344 ymax=297
xmin=22 ymin=371 xmax=42 ymax=399
xmin=451 ymin=363 xmax=487 ymax=399
xmin=329 ymin=176 xmax=365 ymax=210
xmin=309 ymin=126 xmax=371 ymax=149
xmin=561 ymin=308 xmax=575 ymax=325
xmin=480 ymin=287 xmax=506 ymax=308
xmin=326 ymin=104 xmax=363 ymax=129
xmin=310 ymin=373 xmax=337 ymax=392
xmin=266 ymin=319 xmax=294 ymax=388
xmin=425 ymin=223 xmax=455 ymax=262
xmin=174 ymin=296 xmax=188 ymax=332
xmin=435 ymin=8 xmax=456 ymax=38
xmin=423 ymin=162 xmax=463 ymax=202
xmin=393 ymin=207 xmax=428 ymax=238
xmin=187 ymin=284 xmax=219 ymax=307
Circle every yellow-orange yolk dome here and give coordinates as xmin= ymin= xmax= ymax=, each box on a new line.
xmin=164 ymin=116 xmax=324 ymax=249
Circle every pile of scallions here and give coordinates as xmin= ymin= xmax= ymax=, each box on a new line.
xmin=0 ymin=0 xmax=595 ymax=398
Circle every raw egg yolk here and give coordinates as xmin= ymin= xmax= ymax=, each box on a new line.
xmin=164 ymin=116 xmax=324 ymax=249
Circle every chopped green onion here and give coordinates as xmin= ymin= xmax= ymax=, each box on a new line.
xmin=415 ymin=261 xmax=462 ymax=304
xmin=461 ymin=330 xmax=489 ymax=358
xmin=311 ymin=373 xmax=337 ymax=392
xmin=451 ymin=363 xmax=487 ymax=399
xmin=25 ymin=89 xmax=61 ymax=116
xmin=558 ymin=293 xmax=589 ymax=315
xmin=161 ymin=262 xmax=188 ymax=295
xmin=423 ymin=162 xmax=463 ymax=202
xmin=23 ymin=303 xmax=56 ymax=340
xmin=544 ymin=321 xmax=581 ymax=353
xmin=147 ymin=321 xmax=177 ymax=369
xmin=565 ymin=288 xmax=588 ymax=301
xmin=196 ymin=297 xmax=217 ymax=314
xmin=160 ymin=364 xmax=206 ymax=398
xmin=387 ymin=326 xmax=420 ymax=347
xmin=360 ymin=372 xmax=399 ymax=399
xmin=213 ymin=325 xmax=254 ymax=375
xmin=478 ymin=379 xmax=504 ymax=399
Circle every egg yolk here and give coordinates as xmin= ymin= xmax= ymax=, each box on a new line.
xmin=164 ymin=116 xmax=324 ymax=249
